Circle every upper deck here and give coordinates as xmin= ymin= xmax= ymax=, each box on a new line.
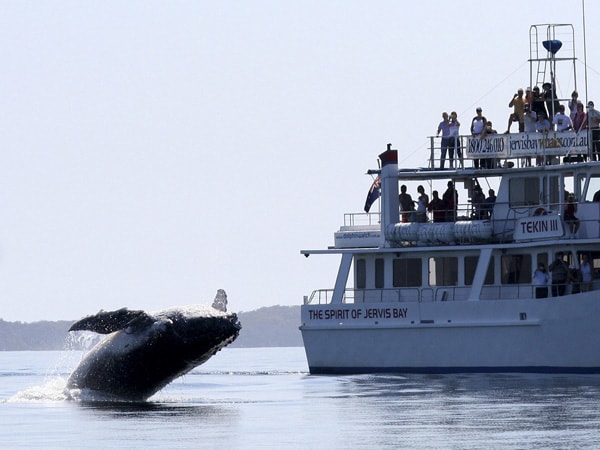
xmin=302 ymin=23 xmax=600 ymax=255
xmin=321 ymin=136 xmax=600 ymax=253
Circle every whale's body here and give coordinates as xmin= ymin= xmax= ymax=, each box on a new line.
xmin=66 ymin=291 xmax=240 ymax=401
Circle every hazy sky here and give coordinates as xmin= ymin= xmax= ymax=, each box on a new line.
xmin=1 ymin=1 xmax=599 ymax=322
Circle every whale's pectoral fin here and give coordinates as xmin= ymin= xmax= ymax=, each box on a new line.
xmin=211 ymin=289 xmax=228 ymax=312
xmin=69 ymin=308 xmax=149 ymax=334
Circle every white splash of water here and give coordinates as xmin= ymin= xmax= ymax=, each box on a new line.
xmin=7 ymin=377 xmax=70 ymax=402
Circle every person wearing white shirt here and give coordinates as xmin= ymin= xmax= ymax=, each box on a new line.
xmin=552 ymin=105 xmax=573 ymax=131
xmin=532 ymin=263 xmax=549 ymax=298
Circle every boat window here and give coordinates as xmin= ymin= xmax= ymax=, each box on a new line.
xmin=393 ymin=258 xmax=421 ymax=287
xmin=579 ymin=251 xmax=600 ymax=280
xmin=501 ymin=254 xmax=532 ymax=284
xmin=548 ymin=176 xmax=560 ymax=210
xmin=356 ymin=259 xmax=366 ymax=289
xmin=464 ymin=256 xmax=494 ymax=285
xmin=429 ymin=257 xmax=458 ymax=286
xmin=583 ymin=175 xmax=600 ymax=202
xmin=375 ymin=258 xmax=385 ymax=288
xmin=509 ymin=178 xmax=539 ymax=207
xmin=537 ymin=253 xmax=549 ymax=271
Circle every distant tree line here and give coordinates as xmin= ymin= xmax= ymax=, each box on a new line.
xmin=230 ymin=305 xmax=302 ymax=348
xmin=0 ymin=305 xmax=302 ymax=350
xmin=0 ymin=320 xmax=73 ymax=351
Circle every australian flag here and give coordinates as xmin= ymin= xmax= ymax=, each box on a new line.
xmin=363 ymin=177 xmax=381 ymax=213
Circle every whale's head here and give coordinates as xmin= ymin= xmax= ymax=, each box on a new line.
xmin=146 ymin=305 xmax=241 ymax=366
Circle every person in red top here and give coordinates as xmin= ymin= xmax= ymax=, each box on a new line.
xmin=573 ymin=101 xmax=587 ymax=132
xmin=564 ymin=192 xmax=580 ymax=237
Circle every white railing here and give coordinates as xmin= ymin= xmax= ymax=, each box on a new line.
xmin=428 ymin=131 xmax=594 ymax=170
xmin=304 ymin=283 xmax=592 ymax=305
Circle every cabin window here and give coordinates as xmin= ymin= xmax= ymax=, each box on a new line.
xmin=501 ymin=254 xmax=532 ymax=284
xmin=509 ymin=178 xmax=539 ymax=207
xmin=429 ymin=257 xmax=458 ymax=286
xmin=548 ymin=175 xmax=561 ymax=211
xmin=393 ymin=258 xmax=422 ymax=287
xmin=583 ymin=174 xmax=600 ymax=202
xmin=464 ymin=256 xmax=495 ymax=285
xmin=375 ymin=258 xmax=385 ymax=288
xmin=356 ymin=259 xmax=366 ymax=289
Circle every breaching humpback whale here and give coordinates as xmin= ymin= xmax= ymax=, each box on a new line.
xmin=66 ymin=289 xmax=241 ymax=401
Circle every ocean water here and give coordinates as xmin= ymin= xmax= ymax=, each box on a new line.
xmin=2 ymin=347 xmax=600 ymax=449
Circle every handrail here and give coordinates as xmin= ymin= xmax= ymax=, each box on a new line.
xmin=428 ymin=131 xmax=592 ymax=170
xmin=306 ymin=282 xmax=590 ymax=306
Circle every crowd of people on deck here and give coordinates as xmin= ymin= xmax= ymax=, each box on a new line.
xmin=436 ymin=83 xmax=600 ymax=168
xmin=533 ymin=252 xmax=594 ymax=298
xmin=399 ymin=182 xmax=496 ymax=223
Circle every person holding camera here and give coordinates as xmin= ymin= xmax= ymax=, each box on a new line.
xmin=505 ymin=88 xmax=525 ymax=133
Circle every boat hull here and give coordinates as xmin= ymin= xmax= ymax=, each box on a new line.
xmin=300 ymin=294 xmax=600 ymax=374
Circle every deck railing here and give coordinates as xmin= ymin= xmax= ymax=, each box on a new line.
xmin=428 ymin=130 xmax=595 ymax=170
xmin=305 ymin=283 xmax=594 ymax=305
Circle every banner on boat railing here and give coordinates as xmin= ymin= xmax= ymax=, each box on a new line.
xmin=466 ymin=131 xmax=589 ymax=159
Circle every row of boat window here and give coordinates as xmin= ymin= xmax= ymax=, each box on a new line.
xmin=355 ymin=252 xmax=599 ymax=289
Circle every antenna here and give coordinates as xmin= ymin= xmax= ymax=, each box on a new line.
xmin=582 ymin=0 xmax=589 ymax=101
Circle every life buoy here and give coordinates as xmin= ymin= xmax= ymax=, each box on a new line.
xmin=533 ymin=207 xmax=548 ymax=216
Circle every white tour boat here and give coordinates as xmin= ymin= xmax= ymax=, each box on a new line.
xmin=300 ymin=24 xmax=600 ymax=374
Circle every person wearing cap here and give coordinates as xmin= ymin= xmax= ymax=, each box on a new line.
xmin=587 ymin=101 xmax=600 ymax=161
xmin=505 ymin=88 xmax=525 ymax=133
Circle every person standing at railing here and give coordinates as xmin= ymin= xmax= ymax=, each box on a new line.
xmin=568 ymin=91 xmax=579 ymax=122
xmin=399 ymin=184 xmax=415 ymax=223
xmin=587 ymin=101 xmax=600 ymax=161
xmin=580 ymin=254 xmax=593 ymax=293
xmin=471 ymin=186 xmax=486 ymax=219
xmin=415 ymin=185 xmax=429 ymax=223
xmin=552 ymin=105 xmax=573 ymax=132
xmin=449 ymin=111 xmax=462 ymax=169
xmin=532 ymin=263 xmax=549 ymax=299
xmin=483 ymin=189 xmax=496 ymax=219
xmin=542 ymin=82 xmax=561 ymax=122
xmin=531 ymin=86 xmax=548 ymax=120
xmin=427 ymin=190 xmax=446 ymax=222
xmin=573 ymin=101 xmax=586 ymax=132
xmin=442 ymin=181 xmax=458 ymax=222
xmin=549 ymin=252 xmax=571 ymax=297
xmin=505 ymin=88 xmax=525 ymax=133
xmin=471 ymin=107 xmax=487 ymax=169
xmin=436 ymin=112 xmax=451 ymax=169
